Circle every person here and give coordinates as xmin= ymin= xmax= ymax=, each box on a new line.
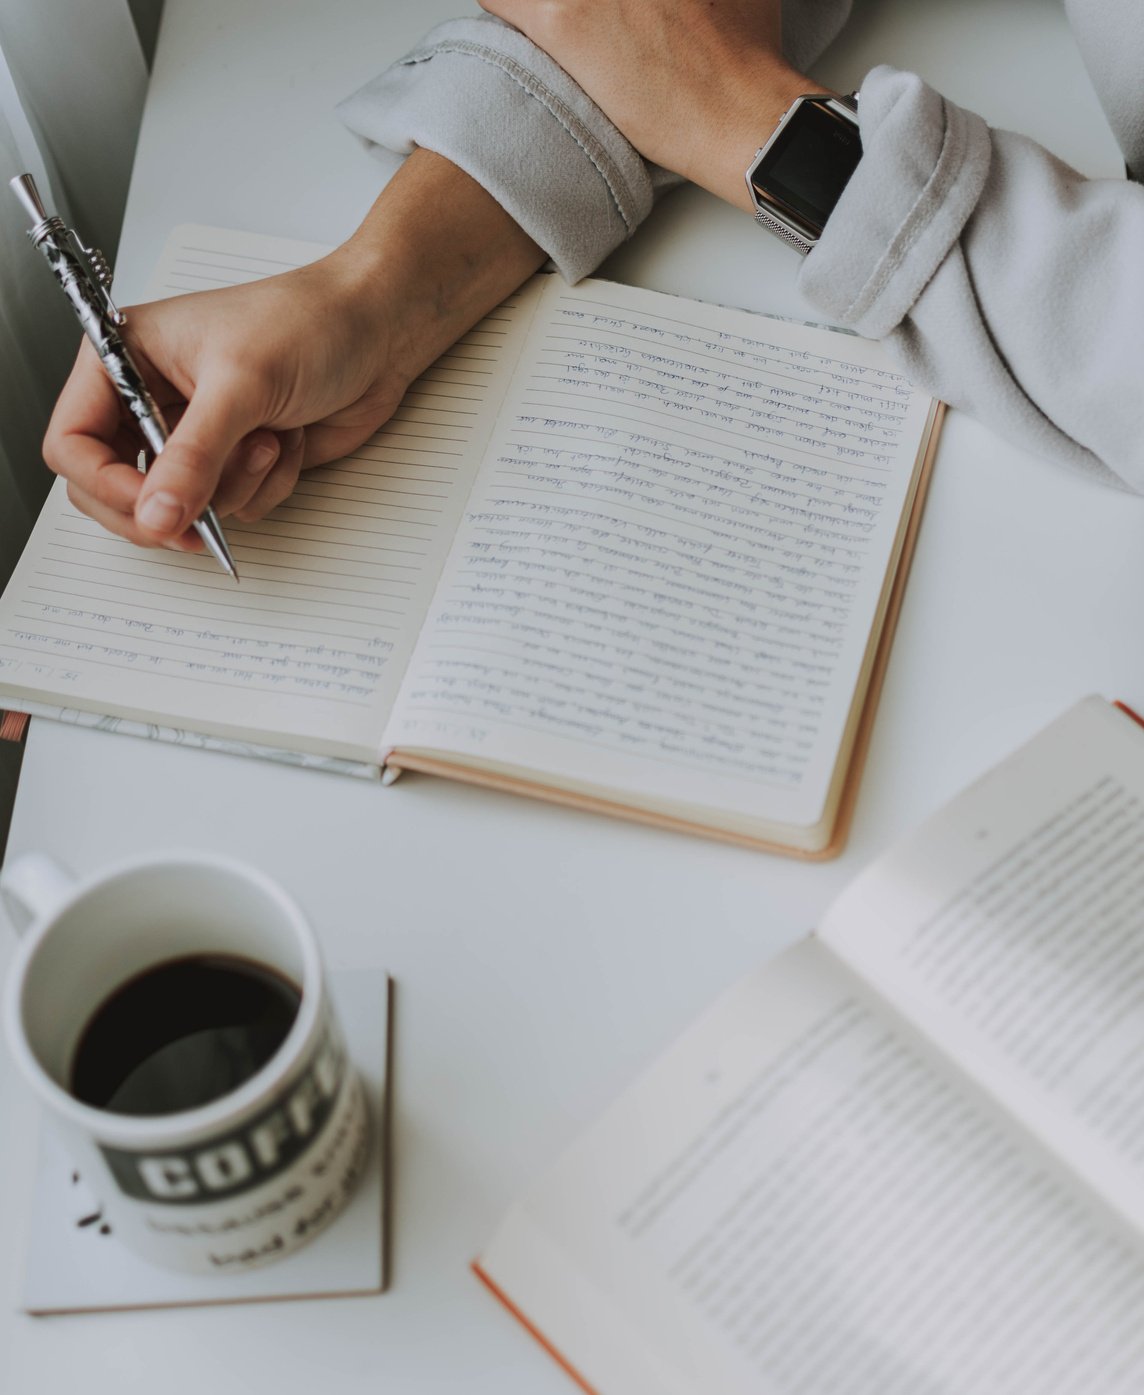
xmin=42 ymin=0 xmax=1144 ymax=559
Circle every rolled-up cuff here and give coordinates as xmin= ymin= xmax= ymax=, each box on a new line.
xmin=336 ymin=17 xmax=654 ymax=282
xmin=799 ymin=65 xmax=993 ymax=338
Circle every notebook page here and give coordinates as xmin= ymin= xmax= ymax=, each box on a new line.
xmin=0 ymin=228 xmax=541 ymax=761
xmin=386 ymin=278 xmax=933 ymax=830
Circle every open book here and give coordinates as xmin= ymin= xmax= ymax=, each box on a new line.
xmin=0 ymin=228 xmax=941 ymax=854
xmin=475 ymin=696 xmax=1144 ymax=1394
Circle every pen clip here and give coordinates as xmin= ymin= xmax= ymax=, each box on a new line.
xmin=67 ymin=229 xmax=125 ymax=327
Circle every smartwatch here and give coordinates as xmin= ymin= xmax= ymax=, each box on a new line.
xmin=745 ymin=92 xmax=861 ymax=255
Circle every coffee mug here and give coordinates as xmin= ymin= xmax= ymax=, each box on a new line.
xmin=2 ymin=851 xmax=369 ymax=1275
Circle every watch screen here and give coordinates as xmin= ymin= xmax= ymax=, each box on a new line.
xmin=753 ymin=102 xmax=862 ymax=231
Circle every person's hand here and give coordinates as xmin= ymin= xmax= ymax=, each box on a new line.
xmin=44 ymin=150 xmax=545 ymax=553
xmin=44 ymin=256 xmax=408 ymax=551
xmin=478 ymin=0 xmax=809 ymax=210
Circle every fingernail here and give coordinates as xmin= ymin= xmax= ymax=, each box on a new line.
xmin=246 ymin=441 xmax=278 ymax=475
xmin=137 ymin=491 xmax=185 ymax=533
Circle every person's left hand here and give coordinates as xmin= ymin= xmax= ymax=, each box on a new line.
xmin=478 ymin=0 xmax=808 ymax=209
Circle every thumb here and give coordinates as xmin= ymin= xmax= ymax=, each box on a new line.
xmin=135 ymin=375 xmax=265 ymax=539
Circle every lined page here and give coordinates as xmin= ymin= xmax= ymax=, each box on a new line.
xmin=0 ymin=228 xmax=541 ymax=760
xmin=387 ymin=278 xmax=934 ymax=831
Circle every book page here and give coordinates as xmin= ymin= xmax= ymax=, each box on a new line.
xmin=0 ymin=228 xmax=542 ymax=760
xmin=821 ymin=697 xmax=1144 ymax=1231
xmin=481 ymin=940 xmax=1144 ymax=1395
xmin=385 ymin=278 xmax=934 ymax=833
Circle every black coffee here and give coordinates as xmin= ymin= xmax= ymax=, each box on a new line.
xmin=70 ymin=954 xmax=301 ymax=1116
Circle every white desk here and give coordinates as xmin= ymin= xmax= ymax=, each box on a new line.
xmin=2 ymin=2 xmax=1140 ymax=1391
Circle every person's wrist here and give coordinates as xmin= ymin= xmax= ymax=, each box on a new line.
xmin=332 ymin=150 xmax=545 ymax=391
xmin=685 ymin=64 xmax=819 ymax=213
xmin=320 ymin=234 xmax=415 ymax=389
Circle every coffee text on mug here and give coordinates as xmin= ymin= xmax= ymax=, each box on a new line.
xmin=99 ymin=1025 xmax=347 ymax=1204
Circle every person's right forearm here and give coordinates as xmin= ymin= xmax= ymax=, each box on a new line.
xmin=333 ymin=146 xmax=547 ymax=387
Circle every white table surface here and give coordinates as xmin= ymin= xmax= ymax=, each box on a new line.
xmin=2 ymin=1 xmax=1140 ymax=1391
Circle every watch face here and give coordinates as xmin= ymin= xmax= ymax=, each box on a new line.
xmin=751 ymin=101 xmax=862 ymax=234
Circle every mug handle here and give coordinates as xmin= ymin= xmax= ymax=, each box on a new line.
xmin=0 ymin=853 xmax=76 ymax=935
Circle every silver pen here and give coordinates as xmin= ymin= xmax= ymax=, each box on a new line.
xmin=9 ymin=173 xmax=239 ymax=581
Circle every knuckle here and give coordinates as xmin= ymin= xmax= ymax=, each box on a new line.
xmin=42 ymin=430 xmax=64 ymax=476
xmin=42 ymin=412 xmax=77 ymax=480
xmin=89 ymin=468 xmax=127 ymax=511
xmin=88 ymin=471 xmax=114 ymax=508
xmin=65 ymin=481 xmax=89 ymax=515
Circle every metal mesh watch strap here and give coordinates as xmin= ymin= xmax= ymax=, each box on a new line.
xmin=751 ymin=207 xmax=815 ymax=255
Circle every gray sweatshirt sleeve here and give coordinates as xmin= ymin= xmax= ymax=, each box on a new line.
xmin=336 ymin=4 xmax=852 ymax=282
xmin=336 ymin=15 xmax=656 ymax=282
xmin=801 ymin=65 xmax=1144 ymax=491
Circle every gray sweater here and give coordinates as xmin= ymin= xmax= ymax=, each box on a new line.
xmin=337 ymin=1 xmax=1144 ymax=491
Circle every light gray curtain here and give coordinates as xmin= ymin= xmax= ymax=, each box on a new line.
xmin=0 ymin=0 xmax=157 ymax=845
xmin=0 ymin=0 xmax=152 ymax=585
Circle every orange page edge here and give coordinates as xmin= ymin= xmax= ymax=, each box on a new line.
xmin=472 ymin=1259 xmax=601 ymax=1395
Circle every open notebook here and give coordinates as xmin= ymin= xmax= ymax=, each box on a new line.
xmin=0 ymin=227 xmax=942 ymax=854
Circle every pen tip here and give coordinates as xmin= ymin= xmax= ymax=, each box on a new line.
xmin=192 ymin=510 xmax=239 ymax=580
